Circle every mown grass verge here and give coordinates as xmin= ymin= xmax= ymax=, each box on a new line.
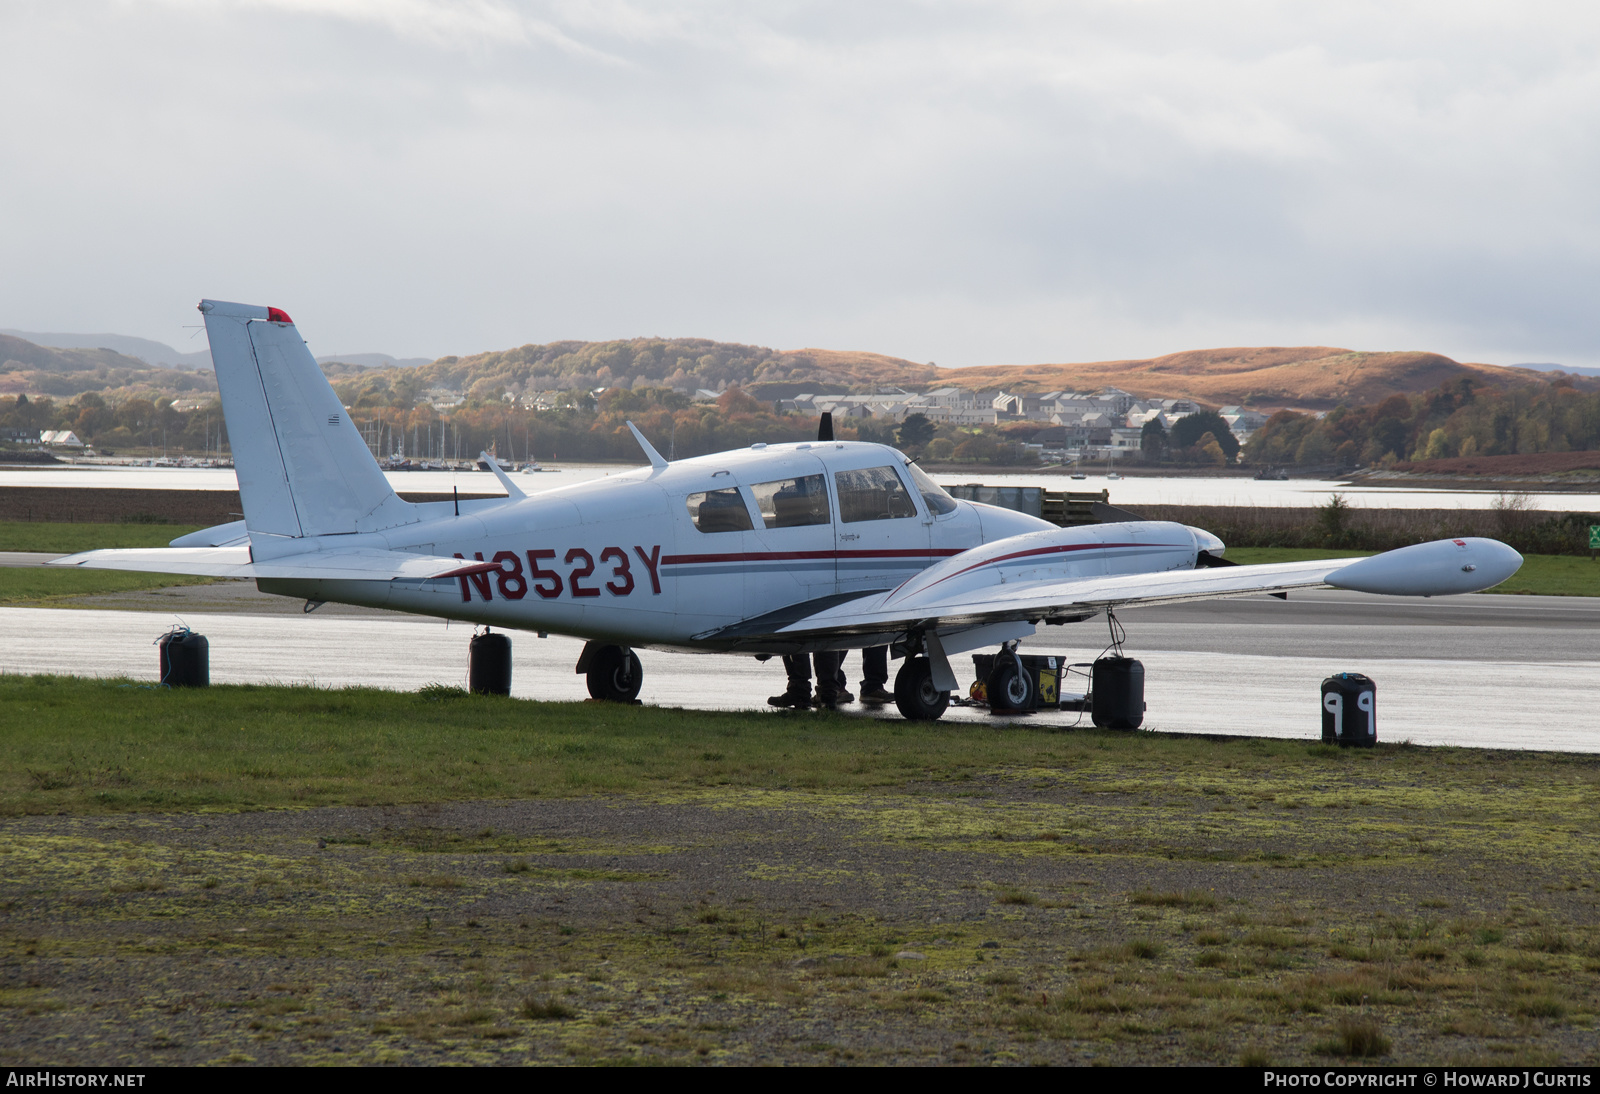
xmin=1 ymin=675 xmax=1598 ymax=1065
xmin=3 ymin=675 xmax=1599 ymax=820
xmin=0 ymin=520 xmax=215 ymax=603
xmin=0 ymin=520 xmax=205 ymax=552
xmin=0 ymin=568 xmax=217 ymax=604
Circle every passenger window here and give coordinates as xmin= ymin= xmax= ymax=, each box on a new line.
xmin=834 ymin=466 xmax=918 ymax=523
xmin=687 ymin=488 xmax=754 ymax=533
xmin=750 ymin=475 xmax=830 ymax=529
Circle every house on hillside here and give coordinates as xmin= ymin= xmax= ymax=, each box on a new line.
xmin=923 ymin=387 xmax=977 ymax=410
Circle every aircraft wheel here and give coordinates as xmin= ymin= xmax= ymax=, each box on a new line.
xmin=987 ymin=657 xmax=1034 ymax=712
xmin=586 ymin=645 xmax=643 ymax=702
xmin=894 ymin=657 xmax=950 ymax=722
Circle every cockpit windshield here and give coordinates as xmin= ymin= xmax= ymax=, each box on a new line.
xmin=903 ymin=458 xmax=958 ymax=516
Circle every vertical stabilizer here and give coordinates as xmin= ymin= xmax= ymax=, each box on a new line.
xmin=200 ymin=300 xmax=417 ymax=538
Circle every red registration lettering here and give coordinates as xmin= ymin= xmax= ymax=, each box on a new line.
xmin=633 ymin=545 xmax=662 ymax=595
xmin=453 ymin=552 xmax=494 ymax=602
xmin=566 ymin=548 xmax=600 ymax=597
xmin=600 ymin=546 xmax=634 ymax=596
xmin=526 ymin=549 xmax=563 ymax=599
xmin=492 ymin=550 xmax=527 ymax=600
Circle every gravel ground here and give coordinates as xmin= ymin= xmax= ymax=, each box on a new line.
xmin=3 ymin=771 xmax=1597 ymax=1066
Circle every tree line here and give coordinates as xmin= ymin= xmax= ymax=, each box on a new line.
xmin=1243 ymin=377 xmax=1600 ymax=468
xmin=6 ymin=373 xmax=1599 ymax=470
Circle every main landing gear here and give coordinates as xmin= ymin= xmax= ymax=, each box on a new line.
xmin=894 ymin=655 xmax=950 ymax=722
xmin=576 ymin=641 xmax=643 ymax=703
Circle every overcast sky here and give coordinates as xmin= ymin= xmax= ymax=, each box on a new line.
xmin=3 ymin=1 xmax=1597 ymax=368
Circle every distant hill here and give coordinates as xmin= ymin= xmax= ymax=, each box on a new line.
xmin=346 ymin=337 xmax=938 ymax=405
xmin=315 ymin=353 xmax=434 ymax=369
xmin=1512 ymin=362 xmax=1600 ymax=379
xmin=2 ymin=328 xmax=426 ymax=372
xmin=0 ymin=334 xmax=215 ymax=400
xmin=351 ymin=339 xmax=1569 ymax=411
xmin=936 ymin=347 xmax=1569 ymax=410
xmin=0 ymin=329 xmax=213 ymax=369
xmin=5 ymin=325 xmax=1587 ymax=411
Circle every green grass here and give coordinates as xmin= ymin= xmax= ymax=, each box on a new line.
xmin=1 ymin=675 xmax=1597 ymax=1065
xmin=0 ymin=568 xmax=216 ymax=604
xmin=0 ymin=521 xmax=215 ymax=602
xmin=4 ymin=674 xmax=1599 ymax=819
xmin=0 ymin=520 xmax=205 ymax=552
xmin=0 ymin=675 xmax=1268 ymax=814
xmin=1228 ymin=548 xmax=1600 ymax=597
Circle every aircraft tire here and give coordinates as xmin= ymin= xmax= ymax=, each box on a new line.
xmin=586 ymin=645 xmax=643 ymax=703
xmin=894 ymin=657 xmax=950 ymax=722
xmin=986 ymin=658 xmax=1034 ymax=712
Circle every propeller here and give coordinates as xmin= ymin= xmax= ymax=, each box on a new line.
xmin=818 ymin=412 xmax=834 ymax=442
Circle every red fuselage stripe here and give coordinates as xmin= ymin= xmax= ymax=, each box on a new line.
xmin=661 ymin=548 xmax=965 ymax=566
xmin=902 ymin=541 xmax=1188 ymax=596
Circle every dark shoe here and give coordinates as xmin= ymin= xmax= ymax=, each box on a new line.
xmin=768 ymin=690 xmax=811 ymax=709
xmin=838 ymin=688 xmax=856 ymax=704
xmin=859 ymin=683 xmax=893 ymax=705
xmin=813 ymin=697 xmax=838 ymax=711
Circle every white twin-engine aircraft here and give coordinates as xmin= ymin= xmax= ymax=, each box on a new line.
xmin=54 ymin=300 xmax=1524 ymax=720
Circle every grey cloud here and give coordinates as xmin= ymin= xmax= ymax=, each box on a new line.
xmin=1 ymin=1 xmax=1596 ymax=367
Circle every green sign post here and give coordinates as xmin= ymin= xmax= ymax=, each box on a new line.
xmin=1590 ymin=524 xmax=1600 ymax=559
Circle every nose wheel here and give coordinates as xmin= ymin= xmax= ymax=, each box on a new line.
xmin=578 ymin=642 xmax=643 ymax=703
xmin=986 ymin=655 xmax=1035 ymax=712
xmin=894 ymin=656 xmax=950 ymax=721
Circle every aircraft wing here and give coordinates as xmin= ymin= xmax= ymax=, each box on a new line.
xmin=47 ymin=546 xmax=499 ymax=582
xmin=725 ymin=530 xmax=1524 ymax=646
xmin=769 ymin=557 xmax=1356 ymax=639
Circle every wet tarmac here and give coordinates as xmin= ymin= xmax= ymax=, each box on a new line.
xmin=2 ymin=584 xmax=1595 ymax=754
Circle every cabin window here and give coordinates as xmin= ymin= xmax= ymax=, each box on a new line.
xmin=687 ymin=488 xmax=754 ymax=533
xmin=834 ymin=466 xmax=918 ymax=523
xmin=750 ymin=475 xmax=830 ymax=529
xmin=903 ymin=459 xmax=958 ymax=515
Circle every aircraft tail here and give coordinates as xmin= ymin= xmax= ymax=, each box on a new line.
xmin=200 ymin=300 xmax=417 ymax=538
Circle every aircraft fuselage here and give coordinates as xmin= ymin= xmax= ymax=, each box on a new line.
xmin=259 ymin=441 xmax=1197 ymax=652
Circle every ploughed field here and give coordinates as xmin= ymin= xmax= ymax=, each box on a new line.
xmin=1 ymin=677 xmax=1596 ymax=1066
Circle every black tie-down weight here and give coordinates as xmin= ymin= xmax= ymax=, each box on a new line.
xmin=1321 ymin=673 xmax=1376 ymax=747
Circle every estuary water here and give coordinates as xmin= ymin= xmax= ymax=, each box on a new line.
xmin=3 ymin=462 xmax=1597 ymax=511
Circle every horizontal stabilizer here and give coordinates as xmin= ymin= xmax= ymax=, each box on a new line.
xmin=169 ymin=520 xmax=249 ymax=548
xmin=49 ymin=546 xmax=499 ymax=582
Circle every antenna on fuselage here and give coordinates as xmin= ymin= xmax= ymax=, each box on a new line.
xmin=817 ymin=412 xmax=834 ymax=442
xmin=626 ymin=420 xmax=668 ymax=470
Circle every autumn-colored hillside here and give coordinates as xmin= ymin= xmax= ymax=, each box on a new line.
xmin=0 ymin=334 xmax=217 ymax=400
xmin=937 ymin=348 xmax=1559 ymax=410
xmin=5 ymin=327 xmax=1581 ymax=414
xmin=327 ymin=338 xmax=1570 ymax=413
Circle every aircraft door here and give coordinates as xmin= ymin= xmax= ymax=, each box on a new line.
xmin=678 ymin=472 xmax=761 ymax=627
xmin=831 ymin=462 xmax=930 ymax=594
xmin=744 ymin=455 xmax=834 ymax=616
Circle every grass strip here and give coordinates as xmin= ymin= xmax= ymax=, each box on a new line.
xmin=0 ymin=520 xmax=206 ymax=552
xmin=0 ymin=569 xmax=216 ymax=605
xmin=0 ymin=676 xmax=1597 ymax=1066
xmin=4 ymin=674 xmax=1599 ymax=818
